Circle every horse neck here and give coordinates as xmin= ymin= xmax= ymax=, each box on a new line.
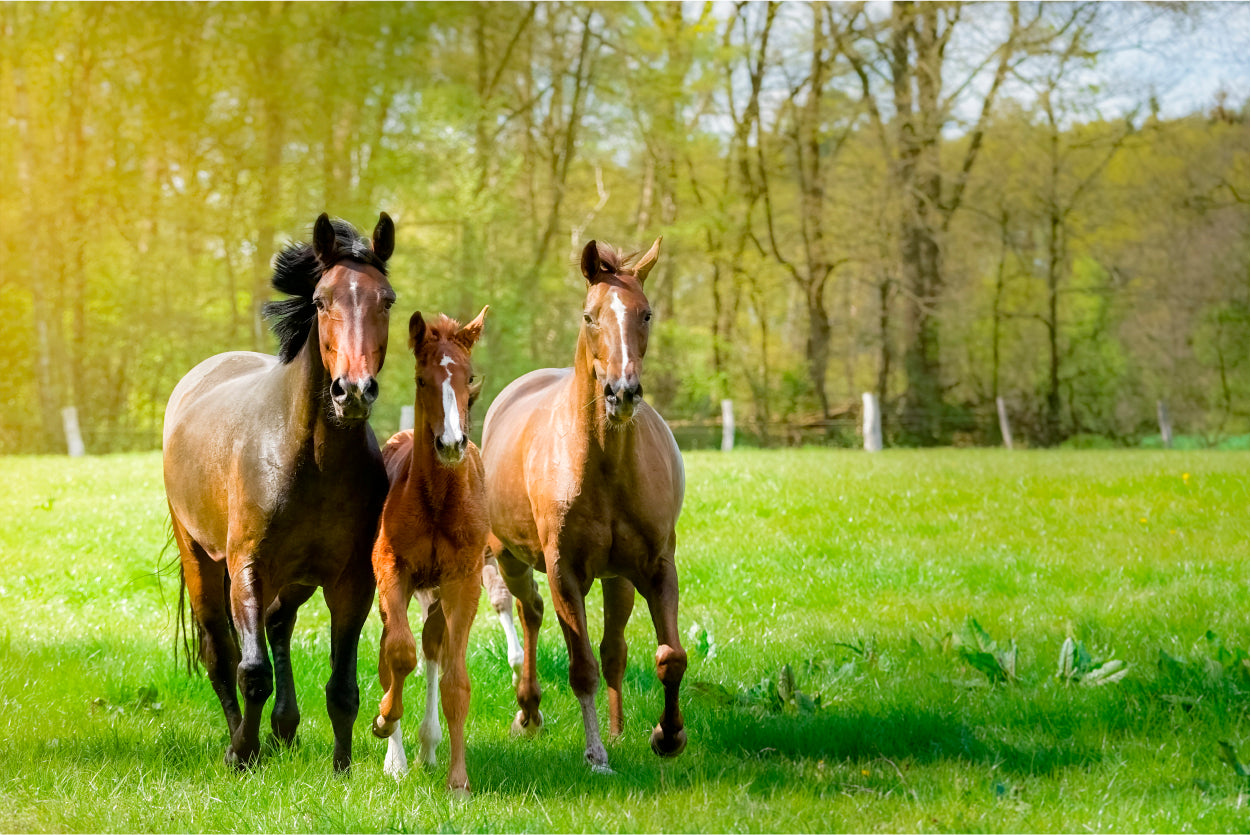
xmin=566 ymin=331 xmax=635 ymax=462
xmin=281 ymin=327 xmax=366 ymax=462
xmin=407 ymin=397 xmax=465 ymax=506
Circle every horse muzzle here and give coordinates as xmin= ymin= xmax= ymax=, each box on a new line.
xmin=434 ymin=434 xmax=468 ymax=468
xmin=330 ymin=375 xmax=379 ymax=422
xmin=604 ymin=379 xmax=642 ymax=424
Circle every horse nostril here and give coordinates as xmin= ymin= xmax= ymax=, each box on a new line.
xmin=626 ymin=383 xmax=642 ymax=403
xmin=361 ymin=377 xmax=379 ymax=404
xmin=330 ymin=378 xmax=347 ymax=401
xmin=435 ymin=437 xmax=445 ymax=451
xmin=603 ymin=383 xmax=615 ymax=402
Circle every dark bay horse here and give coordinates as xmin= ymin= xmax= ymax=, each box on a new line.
xmin=481 ymin=238 xmax=687 ymax=773
xmin=164 ymin=213 xmax=395 ymax=772
xmin=371 ymin=307 xmax=489 ymax=795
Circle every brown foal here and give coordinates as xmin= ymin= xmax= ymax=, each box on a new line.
xmin=371 ymin=307 xmax=489 ymax=795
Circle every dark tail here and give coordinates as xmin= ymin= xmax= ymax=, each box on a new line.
xmin=162 ymin=508 xmax=201 ymax=676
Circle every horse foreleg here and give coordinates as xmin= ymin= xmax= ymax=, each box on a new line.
xmin=546 ymin=557 xmax=611 ymax=773
xmin=323 ymin=559 xmax=375 ymax=773
xmin=228 ymin=562 xmax=272 ymax=769
xmin=265 ymin=583 xmax=317 ymax=745
xmin=640 ymin=552 xmax=687 ymax=758
xmin=373 ymin=569 xmax=416 ymax=783
xmin=437 ymin=575 xmax=480 ymax=795
xmin=482 ymin=556 xmax=523 ymax=684
xmin=494 ymin=546 xmax=545 ymax=735
xmin=417 ymin=591 xmax=444 ymax=769
xmin=600 ymin=576 xmax=636 ymax=739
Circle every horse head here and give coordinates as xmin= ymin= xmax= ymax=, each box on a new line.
xmin=578 ymin=237 xmax=661 ymax=425
xmin=310 ymin=213 xmax=396 ymax=422
xmin=409 ymin=306 xmax=488 ymax=467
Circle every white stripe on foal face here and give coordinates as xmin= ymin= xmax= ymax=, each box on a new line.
xmin=439 ymin=354 xmax=463 ymax=445
xmin=609 ymin=290 xmax=630 ymax=367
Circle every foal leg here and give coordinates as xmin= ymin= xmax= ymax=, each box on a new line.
xmin=266 ymin=583 xmax=317 ymax=745
xmin=323 ymin=558 xmax=375 ymax=773
xmin=546 ymin=553 xmax=610 ymax=773
xmin=483 ymin=556 xmax=523 ymax=684
xmin=374 ymin=561 xmax=415 ymax=777
xmin=639 ymin=550 xmax=688 ymax=758
xmin=437 ymin=573 xmax=481 ymax=796
xmin=227 ymin=561 xmax=272 ymax=768
xmin=494 ymin=542 xmax=545 ymax=735
xmin=600 ymin=576 xmax=636 ymax=739
xmin=417 ymin=591 xmax=444 ymax=769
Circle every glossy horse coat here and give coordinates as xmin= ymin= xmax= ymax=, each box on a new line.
xmin=371 ymin=308 xmax=489 ymax=794
xmin=481 ymin=238 xmax=687 ymax=772
xmin=164 ymin=213 xmax=394 ymax=772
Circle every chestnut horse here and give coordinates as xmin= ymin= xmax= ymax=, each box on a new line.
xmin=164 ymin=213 xmax=394 ymax=772
xmin=371 ymin=307 xmax=489 ymax=795
xmin=481 ymin=237 xmax=687 ymax=773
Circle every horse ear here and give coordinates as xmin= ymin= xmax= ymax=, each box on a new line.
xmin=580 ymin=240 xmax=602 ymax=283
xmin=409 ymin=311 xmax=426 ymax=353
xmin=633 ymin=236 xmax=662 ymax=284
xmin=373 ymin=212 xmax=394 ymax=263
xmin=313 ymin=213 xmax=338 ymax=265
xmin=456 ymin=305 xmax=489 ymax=350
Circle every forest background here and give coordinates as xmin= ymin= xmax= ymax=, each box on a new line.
xmin=1 ymin=1 xmax=1247 ymax=454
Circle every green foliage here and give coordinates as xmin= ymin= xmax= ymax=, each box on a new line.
xmin=0 ymin=4 xmax=1246 ymax=453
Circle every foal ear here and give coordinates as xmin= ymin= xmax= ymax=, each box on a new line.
xmin=313 ymin=213 xmax=338 ymax=265
xmin=633 ymin=236 xmax=662 ymax=284
xmin=408 ymin=311 xmax=426 ymax=353
xmin=580 ymin=240 xmax=603 ymax=283
xmin=372 ymin=212 xmax=394 ymax=263
xmin=456 ymin=305 xmax=489 ymax=350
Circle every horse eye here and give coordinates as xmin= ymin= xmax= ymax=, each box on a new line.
xmin=583 ymin=313 xmax=594 ymax=326
xmin=643 ymin=311 xmax=653 ymax=323
xmin=313 ymin=297 xmax=326 ymax=311
xmin=468 ymin=375 xmax=476 ymax=384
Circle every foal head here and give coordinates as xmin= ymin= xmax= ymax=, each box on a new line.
xmin=266 ymin=213 xmax=396 ymax=424
xmin=578 ymin=237 xmax=661 ymax=425
xmin=409 ymin=307 xmax=488 ymax=467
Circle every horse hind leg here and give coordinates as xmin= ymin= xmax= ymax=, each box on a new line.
xmin=600 ymin=575 xmax=636 ymax=739
xmin=483 ymin=555 xmax=523 ymax=684
xmin=493 ymin=545 xmax=545 ymax=736
xmin=265 ymin=583 xmax=317 ymax=745
xmin=173 ymin=516 xmax=243 ymax=747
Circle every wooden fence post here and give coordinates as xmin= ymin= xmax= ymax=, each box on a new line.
xmin=720 ymin=399 xmax=734 ymax=452
xmin=400 ymin=405 xmax=414 ymax=434
xmin=862 ymin=392 xmax=882 ymax=452
xmin=1157 ymin=400 xmax=1173 ymax=449
xmin=996 ymin=397 xmax=1014 ymax=450
xmin=61 ymin=406 xmax=85 ymax=457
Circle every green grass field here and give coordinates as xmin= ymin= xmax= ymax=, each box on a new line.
xmin=0 ymin=449 xmax=1246 ymax=833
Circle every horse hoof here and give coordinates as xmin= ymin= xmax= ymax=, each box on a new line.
xmin=589 ymin=761 xmax=615 ymax=775
xmin=510 ymin=709 xmax=544 ymax=737
xmin=224 ymin=746 xmax=251 ymax=771
xmin=372 ymin=715 xmax=395 ymax=740
xmin=649 ymin=725 xmax=687 ymax=758
xmin=448 ymin=784 xmax=472 ymax=801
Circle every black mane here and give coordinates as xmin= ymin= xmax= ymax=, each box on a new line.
xmin=262 ymin=218 xmax=390 ymax=363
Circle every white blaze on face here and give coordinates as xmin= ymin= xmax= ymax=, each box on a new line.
xmin=439 ymin=354 xmax=463 ymax=445
xmin=609 ymin=290 xmax=630 ymax=368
